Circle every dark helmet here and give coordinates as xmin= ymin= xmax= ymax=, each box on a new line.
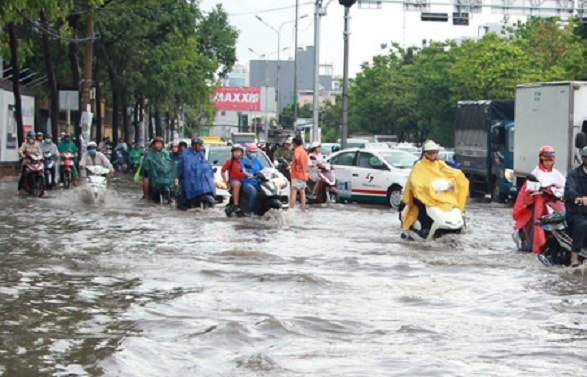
xmin=192 ymin=137 xmax=204 ymax=146
xmin=26 ymin=130 xmax=36 ymax=138
xmin=332 ymin=144 xmax=341 ymax=152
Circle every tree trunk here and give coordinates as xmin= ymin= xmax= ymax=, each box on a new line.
xmin=111 ymin=89 xmax=119 ymax=142
xmin=121 ymin=90 xmax=129 ymax=143
xmin=40 ymin=11 xmax=60 ymax=141
xmin=94 ymin=57 xmax=102 ymax=141
xmin=133 ymin=100 xmax=140 ymax=144
xmin=155 ymin=108 xmax=162 ymax=137
xmin=7 ymin=23 xmax=24 ymax=147
xmin=147 ymin=105 xmax=154 ymax=140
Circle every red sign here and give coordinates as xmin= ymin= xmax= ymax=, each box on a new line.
xmin=212 ymin=86 xmax=261 ymax=111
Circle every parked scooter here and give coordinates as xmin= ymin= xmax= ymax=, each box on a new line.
xmin=22 ymin=152 xmax=45 ymax=197
xmin=275 ymin=158 xmax=291 ymax=182
xmin=43 ymin=151 xmax=57 ymax=189
xmin=225 ymin=167 xmax=283 ymax=217
xmin=59 ymin=152 xmax=76 ymax=189
xmin=400 ymin=178 xmax=465 ymax=241
xmin=306 ymin=155 xmax=337 ymax=203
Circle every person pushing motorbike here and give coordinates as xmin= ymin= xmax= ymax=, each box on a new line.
xmin=564 ymin=146 xmax=587 ymax=267
xmin=176 ymin=137 xmax=216 ymax=209
xmin=139 ymin=136 xmax=176 ymax=202
xmin=512 ymin=145 xmax=566 ymax=253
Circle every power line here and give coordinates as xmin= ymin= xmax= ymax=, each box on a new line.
xmin=228 ymin=1 xmax=314 ymax=17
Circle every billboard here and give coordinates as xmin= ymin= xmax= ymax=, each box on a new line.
xmin=212 ymin=86 xmax=261 ymax=111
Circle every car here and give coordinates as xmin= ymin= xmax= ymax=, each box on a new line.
xmin=321 ymin=143 xmax=341 ymax=156
xmin=327 ymin=148 xmax=417 ymax=208
xmin=205 ymin=145 xmax=290 ymax=205
xmin=438 ymin=150 xmax=455 ymax=163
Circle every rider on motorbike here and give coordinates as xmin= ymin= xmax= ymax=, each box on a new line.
xmin=176 ymin=137 xmax=216 ymax=208
xmin=41 ymin=134 xmax=59 ymax=189
xmin=17 ymin=130 xmax=43 ymax=194
xmin=400 ymin=140 xmax=469 ymax=238
xmin=221 ymin=144 xmax=245 ymax=215
xmin=139 ymin=136 xmax=175 ymax=202
xmin=512 ymin=145 xmax=566 ymax=253
xmin=307 ymin=142 xmax=325 ymax=198
xmin=79 ymin=142 xmax=114 ymax=177
xmin=57 ymin=133 xmax=79 ymax=183
xmin=241 ymin=143 xmax=265 ymax=215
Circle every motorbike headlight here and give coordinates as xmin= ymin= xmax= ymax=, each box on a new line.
xmin=504 ymin=169 xmax=514 ymax=183
xmin=273 ymin=177 xmax=288 ymax=190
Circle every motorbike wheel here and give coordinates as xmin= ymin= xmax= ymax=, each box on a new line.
xmin=387 ymin=185 xmax=403 ymax=208
xmin=31 ymin=174 xmax=45 ymax=197
xmin=63 ymin=171 xmax=72 ymax=189
xmin=266 ymin=198 xmax=283 ymax=210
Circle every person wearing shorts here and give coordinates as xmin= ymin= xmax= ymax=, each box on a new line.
xmin=222 ymin=144 xmax=245 ymax=214
xmin=290 ymin=135 xmax=308 ymax=210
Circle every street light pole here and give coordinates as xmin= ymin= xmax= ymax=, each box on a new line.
xmin=255 ymin=14 xmax=308 ymax=129
xmin=339 ymin=0 xmax=357 ymax=150
xmin=293 ymin=0 xmax=300 ymax=129
xmin=312 ymin=0 xmax=323 ymax=142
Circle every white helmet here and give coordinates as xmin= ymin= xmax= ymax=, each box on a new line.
xmin=310 ymin=141 xmax=321 ymax=150
xmin=422 ymin=140 xmax=440 ymax=152
xmin=87 ymin=141 xmax=97 ymax=148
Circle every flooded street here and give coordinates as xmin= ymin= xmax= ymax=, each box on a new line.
xmin=1 ymin=175 xmax=587 ymax=376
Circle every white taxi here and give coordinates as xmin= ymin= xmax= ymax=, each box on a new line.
xmin=327 ymin=148 xmax=417 ymax=208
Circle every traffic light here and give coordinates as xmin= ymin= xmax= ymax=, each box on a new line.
xmin=421 ymin=12 xmax=449 ymax=22
xmin=453 ymin=12 xmax=469 ymax=25
xmin=338 ymin=0 xmax=357 ymax=7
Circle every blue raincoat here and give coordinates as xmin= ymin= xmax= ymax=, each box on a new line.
xmin=177 ymin=148 xmax=216 ymax=201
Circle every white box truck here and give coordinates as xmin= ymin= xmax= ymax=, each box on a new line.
xmin=514 ymin=81 xmax=587 ymax=187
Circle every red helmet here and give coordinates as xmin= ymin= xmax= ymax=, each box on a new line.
xmin=246 ymin=143 xmax=258 ymax=153
xmin=151 ymin=136 xmax=164 ymax=144
xmin=539 ymin=145 xmax=555 ymax=159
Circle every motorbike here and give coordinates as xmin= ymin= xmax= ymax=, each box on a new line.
xmin=43 ymin=151 xmax=57 ymax=189
xmin=22 ymin=152 xmax=45 ymax=197
xmin=112 ymin=149 xmax=129 ymax=173
xmin=59 ymin=152 xmax=76 ymax=189
xmin=513 ymin=175 xmax=574 ymax=266
xmin=225 ymin=167 xmax=283 ymax=217
xmin=400 ymin=178 xmax=465 ymax=241
xmin=85 ymin=165 xmax=110 ymax=202
xmin=307 ymin=156 xmax=337 ymax=204
xmin=275 ymin=158 xmax=291 ymax=182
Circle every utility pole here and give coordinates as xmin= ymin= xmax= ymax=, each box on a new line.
xmin=339 ymin=0 xmax=356 ymax=150
xmin=293 ymin=0 xmax=300 ymax=130
xmin=312 ymin=0 xmax=323 ymax=142
xmin=79 ymin=7 xmax=94 ymax=150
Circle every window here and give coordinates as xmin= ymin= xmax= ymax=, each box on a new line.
xmin=357 ymin=152 xmax=374 ymax=168
xmin=331 ymin=151 xmax=355 ymax=166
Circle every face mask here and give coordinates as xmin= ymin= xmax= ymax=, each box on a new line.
xmin=246 ymin=152 xmax=257 ymax=160
xmin=88 ymin=150 xmax=97 ymax=157
xmin=27 ymin=138 xmax=35 ymax=144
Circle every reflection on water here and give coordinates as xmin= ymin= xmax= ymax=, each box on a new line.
xmin=0 ymin=178 xmax=586 ymax=376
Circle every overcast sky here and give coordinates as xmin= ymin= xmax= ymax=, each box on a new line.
xmin=199 ymin=0 xmax=527 ymax=78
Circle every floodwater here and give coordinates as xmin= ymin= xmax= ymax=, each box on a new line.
xmin=1 ymin=176 xmax=586 ymax=377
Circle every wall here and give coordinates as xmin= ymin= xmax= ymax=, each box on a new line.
xmin=0 ymin=87 xmax=35 ymax=164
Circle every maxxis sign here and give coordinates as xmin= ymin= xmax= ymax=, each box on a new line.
xmin=212 ymin=86 xmax=261 ymax=111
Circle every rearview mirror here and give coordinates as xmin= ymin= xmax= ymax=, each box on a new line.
xmin=309 ymin=155 xmax=317 ymax=161
xmin=526 ymin=174 xmax=539 ymax=182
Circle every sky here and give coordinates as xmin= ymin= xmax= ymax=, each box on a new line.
xmin=198 ymin=0 xmax=527 ymax=78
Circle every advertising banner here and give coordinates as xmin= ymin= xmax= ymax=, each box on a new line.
xmin=212 ymin=86 xmax=261 ymax=111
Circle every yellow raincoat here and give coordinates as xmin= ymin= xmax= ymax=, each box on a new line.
xmin=401 ymin=158 xmax=469 ymax=231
